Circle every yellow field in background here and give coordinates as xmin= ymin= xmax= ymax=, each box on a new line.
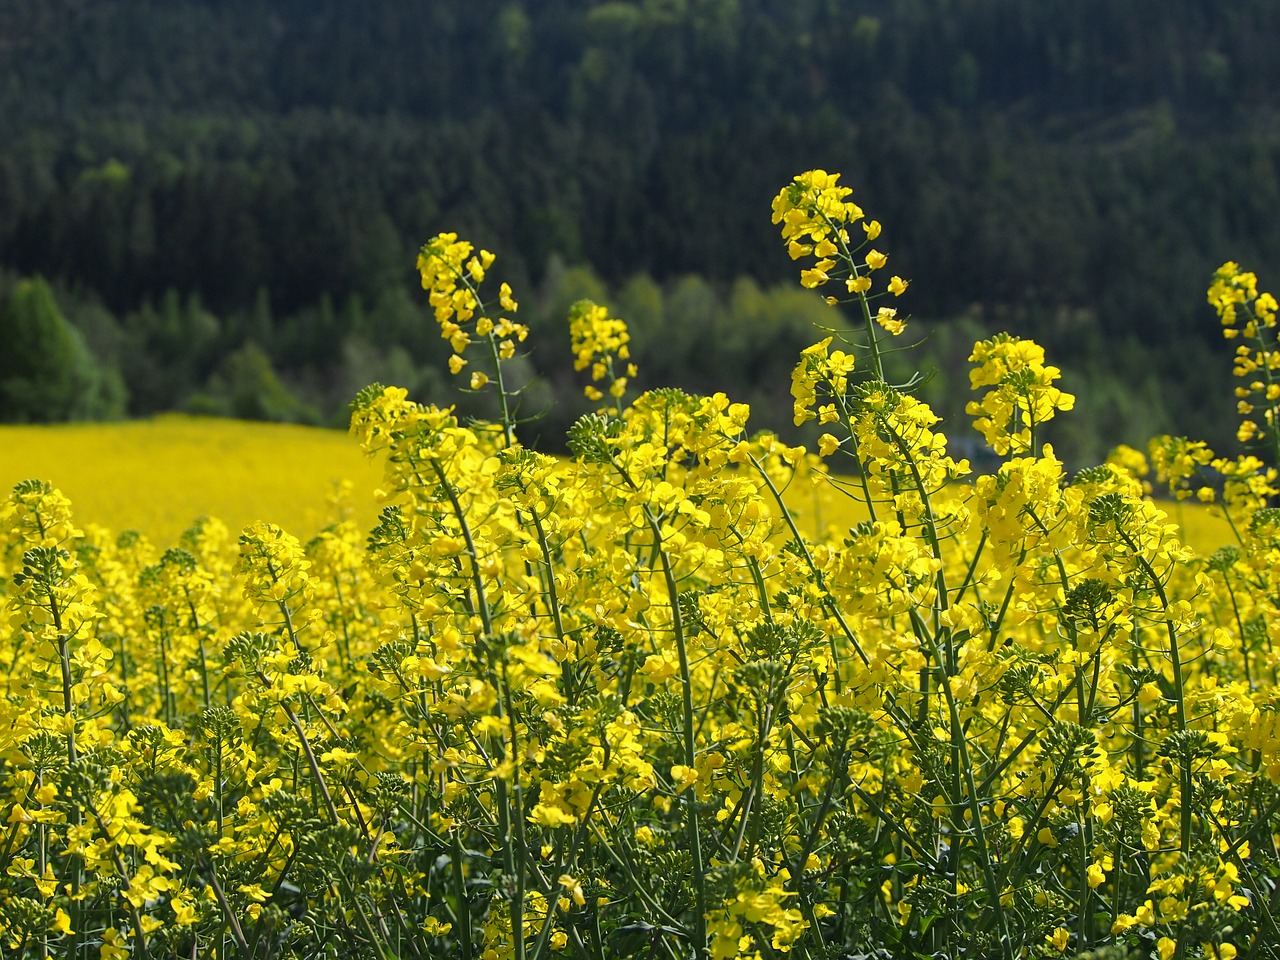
xmin=0 ymin=415 xmax=384 ymax=546
xmin=1160 ymin=496 xmax=1237 ymax=554
xmin=0 ymin=415 xmax=1237 ymax=553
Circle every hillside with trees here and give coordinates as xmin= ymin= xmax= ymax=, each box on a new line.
xmin=3 ymin=0 xmax=1279 ymax=462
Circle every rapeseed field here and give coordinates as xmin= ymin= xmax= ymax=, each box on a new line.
xmin=0 ymin=416 xmax=1231 ymax=554
xmin=0 ymin=171 xmax=1268 ymax=960
xmin=0 ymin=415 xmax=384 ymax=546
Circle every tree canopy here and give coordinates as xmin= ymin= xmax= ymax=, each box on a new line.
xmin=1 ymin=0 xmax=1275 ymax=460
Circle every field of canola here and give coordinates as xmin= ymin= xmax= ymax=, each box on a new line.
xmin=0 ymin=417 xmax=1231 ymax=558
xmin=0 ymin=171 xmax=1273 ymax=960
xmin=0 ymin=416 xmax=386 ymax=547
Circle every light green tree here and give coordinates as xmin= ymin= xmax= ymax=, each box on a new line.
xmin=0 ymin=276 xmax=124 ymax=422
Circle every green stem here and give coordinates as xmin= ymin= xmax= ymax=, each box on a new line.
xmin=185 ymin=589 xmax=212 ymax=709
xmin=451 ymin=832 xmax=475 ymax=960
xmin=485 ymin=331 xmax=518 ymax=448
xmin=829 ymin=219 xmax=887 ymax=382
xmin=501 ymin=655 xmax=528 ymax=960
xmin=1118 ymin=529 xmax=1191 ymax=853
xmin=641 ymin=502 xmax=709 ymax=956
xmin=932 ymin=639 xmax=1012 ymax=954
xmin=202 ymin=858 xmax=252 ymax=955
xmin=529 ymin=507 xmax=571 ymax=698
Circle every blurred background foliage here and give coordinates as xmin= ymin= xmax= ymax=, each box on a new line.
xmin=2 ymin=0 xmax=1277 ymax=463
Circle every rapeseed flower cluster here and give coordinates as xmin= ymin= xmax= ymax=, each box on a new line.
xmin=567 ymin=300 xmax=636 ymax=409
xmin=966 ymin=333 xmax=1076 ymax=456
xmin=0 ymin=172 xmax=1276 ymax=960
xmin=771 ymin=171 xmax=910 ymax=385
xmin=1210 ymin=261 xmax=1280 ymax=453
xmin=418 ymin=233 xmax=527 ymax=438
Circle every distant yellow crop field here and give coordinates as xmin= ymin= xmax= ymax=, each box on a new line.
xmin=0 ymin=415 xmax=384 ymax=546
xmin=0 ymin=415 xmax=1237 ymax=554
xmin=1160 ymin=496 xmax=1236 ymax=554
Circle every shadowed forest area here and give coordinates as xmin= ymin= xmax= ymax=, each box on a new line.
xmin=2 ymin=0 xmax=1279 ymax=464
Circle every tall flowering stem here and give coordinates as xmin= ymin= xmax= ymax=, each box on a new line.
xmin=569 ymin=300 xmax=637 ymax=417
xmin=772 ymin=170 xmax=910 ymax=384
xmin=1210 ymin=261 xmax=1280 ymax=466
xmin=418 ymin=233 xmax=528 ymax=447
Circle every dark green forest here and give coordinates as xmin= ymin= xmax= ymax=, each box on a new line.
xmin=3 ymin=0 xmax=1280 ymax=463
